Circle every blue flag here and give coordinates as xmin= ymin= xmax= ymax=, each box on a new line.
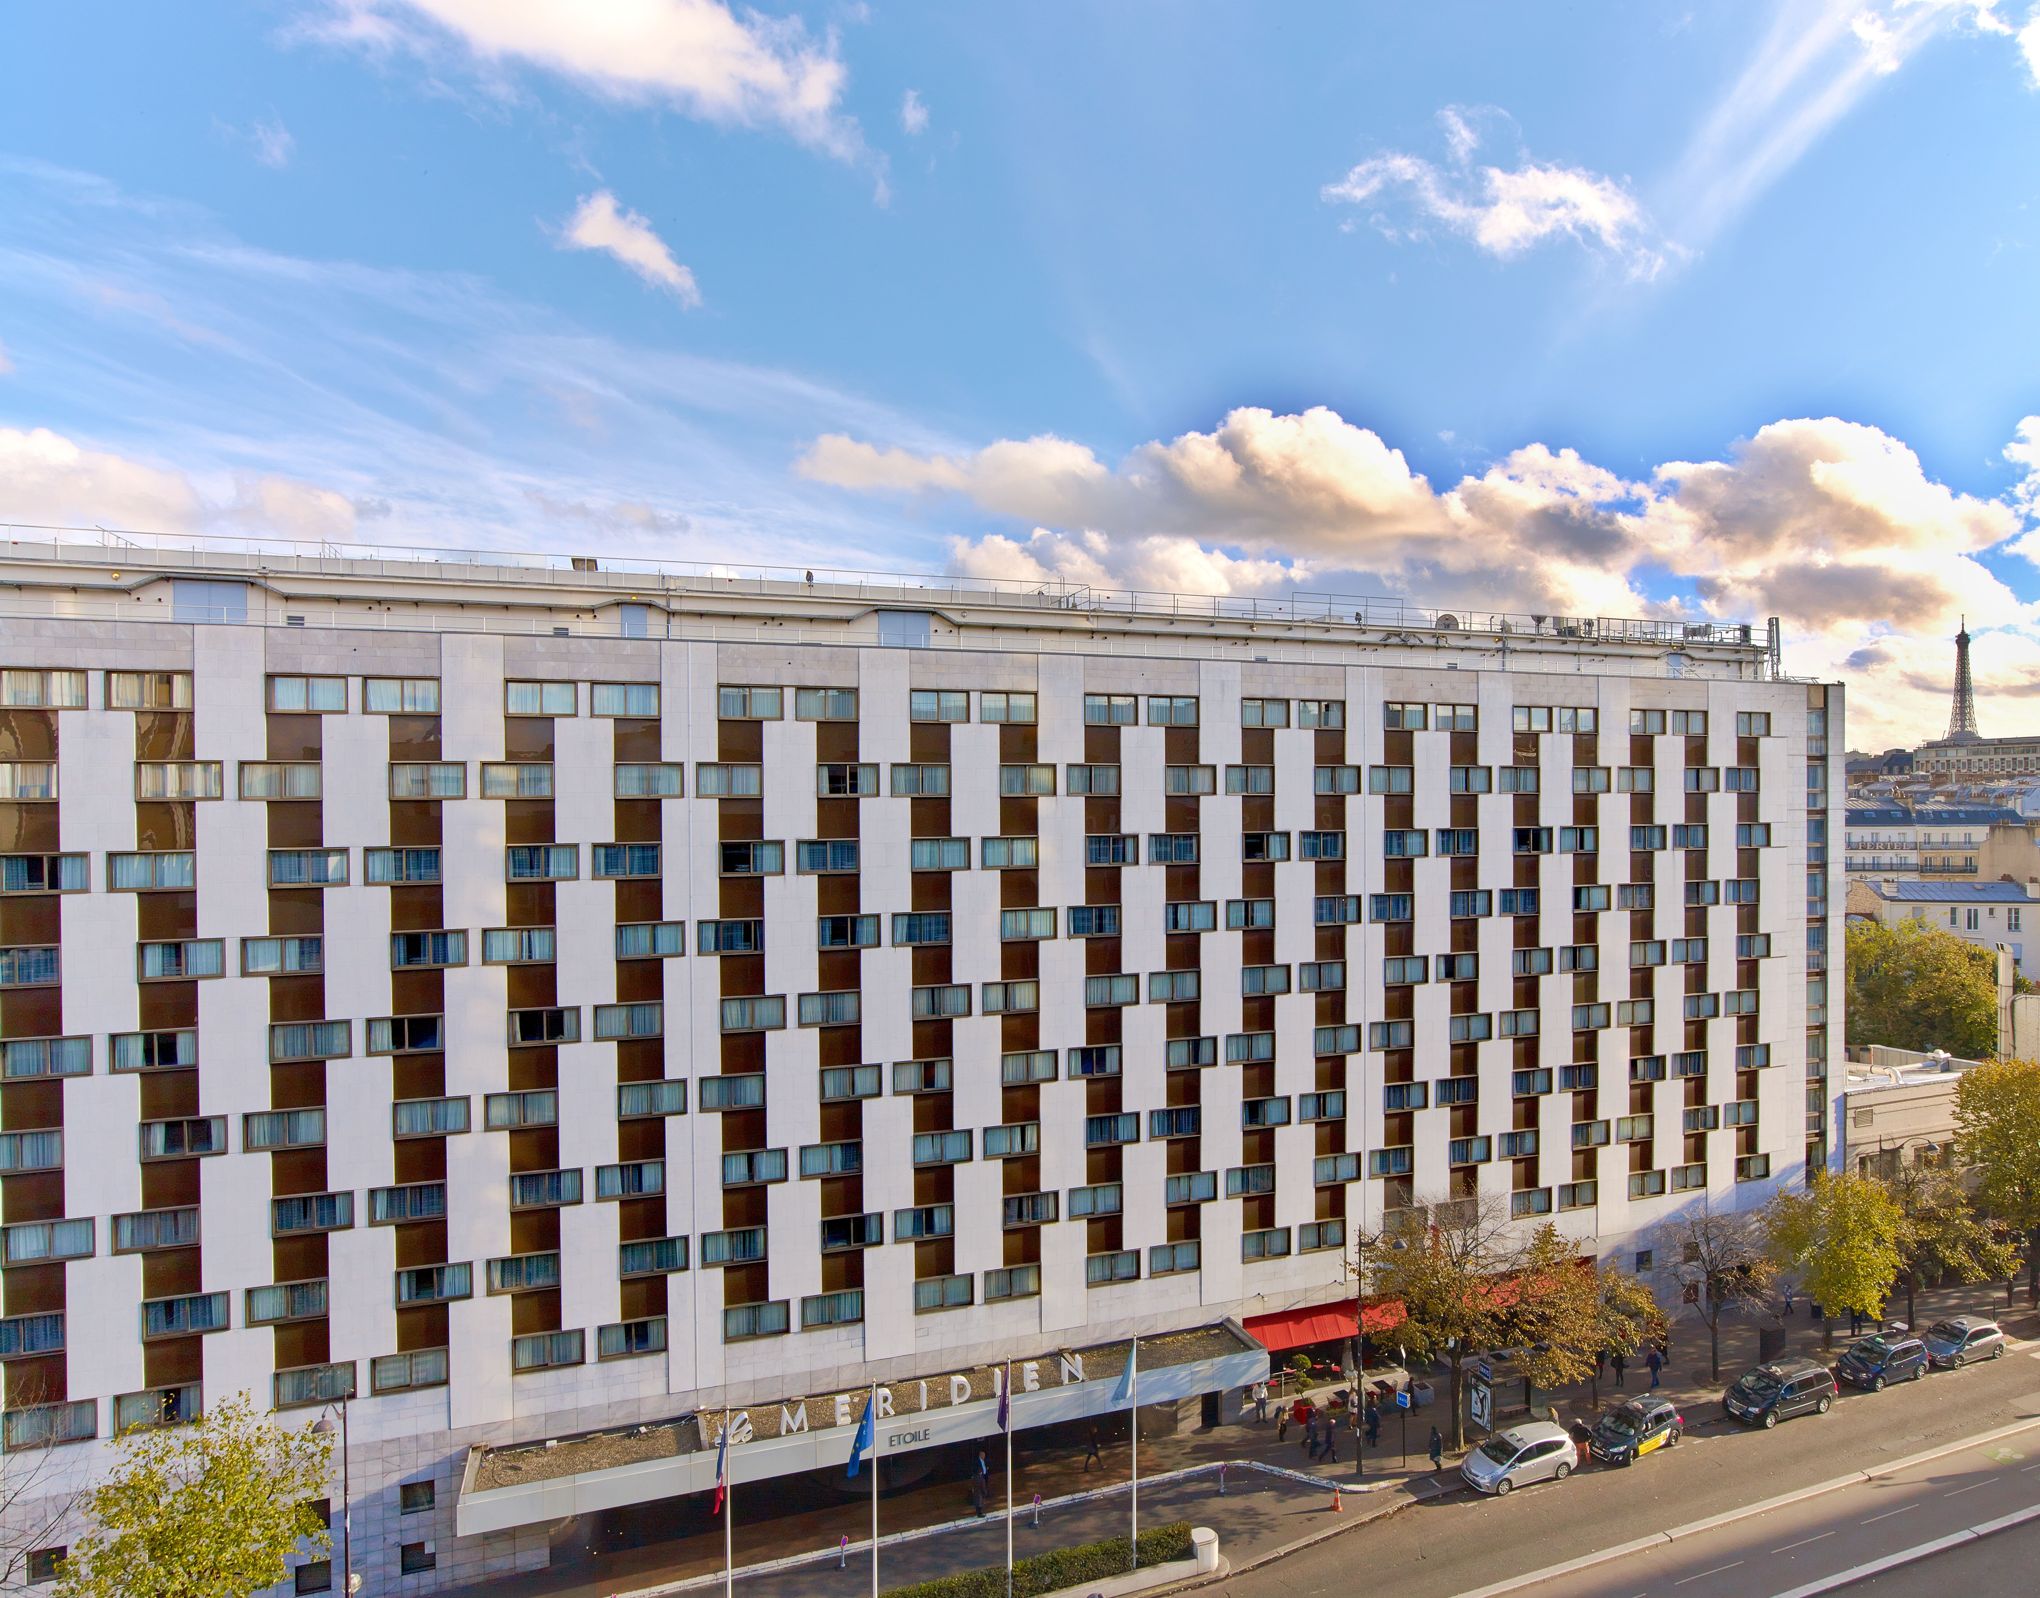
xmin=847 ymin=1390 xmax=876 ymax=1478
xmin=1113 ymin=1340 xmax=1138 ymax=1406
xmin=997 ymin=1364 xmax=1011 ymax=1432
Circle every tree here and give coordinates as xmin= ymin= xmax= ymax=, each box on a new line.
xmin=1888 ymin=1164 xmax=2022 ymax=1331
xmin=1511 ymin=1229 xmax=1661 ymax=1412
xmin=55 ymin=1392 xmax=331 ymax=1598
xmin=1659 ymin=1207 xmax=1777 ymax=1379
xmin=0 ymin=1374 xmax=84 ymax=1590
xmin=1765 ymin=1172 xmax=1905 ymax=1345
xmin=1365 ymin=1198 xmax=1521 ymax=1451
xmin=1845 ymin=918 xmax=1998 ymax=1059
xmin=1954 ymin=1058 xmax=2040 ymax=1304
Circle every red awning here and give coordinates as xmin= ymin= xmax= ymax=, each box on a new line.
xmin=1244 ymin=1299 xmax=1407 ymax=1352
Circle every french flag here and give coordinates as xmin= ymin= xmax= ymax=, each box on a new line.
xmin=711 ymin=1416 xmax=731 ymax=1516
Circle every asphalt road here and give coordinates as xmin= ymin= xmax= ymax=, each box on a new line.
xmin=1222 ymin=1342 xmax=2040 ymax=1598
xmin=1825 ymin=1509 xmax=2040 ymax=1594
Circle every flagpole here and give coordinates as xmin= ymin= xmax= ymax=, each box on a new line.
xmin=722 ymin=1408 xmax=733 ymax=1598
xmin=870 ymin=1382 xmax=880 ymax=1598
xmin=1004 ymin=1360 xmax=1014 ymax=1598
xmin=1128 ymin=1340 xmax=1139 ymax=1569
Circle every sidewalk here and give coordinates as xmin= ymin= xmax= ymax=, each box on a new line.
xmin=485 ymin=1279 xmax=2040 ymax=1598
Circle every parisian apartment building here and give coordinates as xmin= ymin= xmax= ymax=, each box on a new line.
xmin=0 ymin=536 xmax=1842 ymax=1593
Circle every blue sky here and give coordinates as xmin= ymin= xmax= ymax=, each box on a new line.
xmin=2 ymin=1 xmax=2039 ymax=744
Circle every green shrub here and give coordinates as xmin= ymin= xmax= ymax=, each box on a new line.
xmin=886 ymin=1521 xmax=1195 ymax=1598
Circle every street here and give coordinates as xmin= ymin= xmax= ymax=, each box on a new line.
xmin=1222 ymin=1340 xmax=2040 ymax=1598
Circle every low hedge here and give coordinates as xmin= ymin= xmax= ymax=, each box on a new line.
xmin=886 ymin=1521 xmax=1195 ymax=1598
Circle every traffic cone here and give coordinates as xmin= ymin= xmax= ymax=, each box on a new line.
xmin=1329 ymin=1484 xmax=1342 ymax=1513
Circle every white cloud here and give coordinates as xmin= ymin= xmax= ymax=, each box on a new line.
xmin=1323 ymin=109 xmax=1667 ymax=277
xmin=2021 ymin=9 xmax=2040 ymax=83
xmin=300 ymin=0 xmax=862 ymax=159
xmin=900 ymin=88 xmax=928 ymax=135
xmin=249 ymin=116 xmax=296 ymax=169
xmin=559 ymin=191 xmax=701 ymax=305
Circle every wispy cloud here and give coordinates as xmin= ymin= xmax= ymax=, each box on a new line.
xmin=1323 ymin=106 xmax=1669 ymax=278
xmin=214 ymin=114 xmax=297 ymax=170
xmin=295 ymin=0 xmax=866 ymax=162
xmin=1662 ymin=0 xmax=2029 ymax=247
xmin=899 ymin=88 xmax=928 ymax=135
xmin=557 ymin=190 xmax=701 ymax=305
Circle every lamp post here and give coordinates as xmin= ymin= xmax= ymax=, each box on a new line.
xmin=1349 ymin=1223 xmax=1390 ymax=1484
xmin=312 ymin=1400 xmax=359 ymax=1594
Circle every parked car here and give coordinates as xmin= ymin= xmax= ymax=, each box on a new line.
xmin=1835 ymin=1332 xmax=1927 ymax=1390
xmin=1722 ymin=1358 xmax=1837 ymax=1428
xmin=1586 ymin=1397 xmax=1683 ymax=1465
xmin=1459 ymin=1420 xmax=1578 ymax=1495
xmin=1923 ymin=1317 xmax=2007 ymax=1368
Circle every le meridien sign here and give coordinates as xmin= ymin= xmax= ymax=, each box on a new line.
xmin=457 ymin=1329 xmax=1269 ymax=1536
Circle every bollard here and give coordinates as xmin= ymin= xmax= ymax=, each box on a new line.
xmin=1030 ymin=1493 xmax=1042 ymax=1528
xmin=838 ymin=1535 xmax=849 ymax=1570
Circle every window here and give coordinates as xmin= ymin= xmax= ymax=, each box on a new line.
xmin=478 ymin=926 xmax=555 ymax=966
xmin=1383 ymin=702 xmax=1427 ymax=730
xmin=1147 ymin=695 xmax=1198 ymax=726
xmin=361 ymin=847 xmax=437 ymax=886
xmin=0 ymin=854 xmax=85 ymax=895
xmin=592 ymin=843 xmax=660 ymax=880
xmin=0 ymin=946 xmax=59 ymax=989
xmin=795 ymin=686 xmax=858 ymax=720
xmin=1240 ymin=697 xmax=1289 ymax=726
xmin=508 ymin=1007 xmax=579 ymax=1047
xmin=1301 ymin=960 xmax=1346 ymax=991
xmin=982 ymin=980 xmax=1038 ymax=1015
xmin=1300 ymin=830 xmax=1345 ymax=861
xmin=697 ymin=762 xmax=763 ymax=797
xmin=1315 ymin=765 xmax=1363 ymax=794
xmin=981 ymin=691 xmax=1036 ymax=723
xmin=596 ymin=1160 xmax=664 ymax=1199
xmin=363 ymin=677 xmax=439 ymax=714
xmin=1384 ymin=829 xmax=1428 ymax=858
xmin=903 ymin=837 xmax=966 ymax=872
xmin=1243 ymin=1228 xmax=1292 ymax=1261
xmin=506 ymin=844 xmax=578 ymax=882
xmin=720 ymin=995 xmax=788 ymax=1032
xmin=512 ymin=1331 xmax=585 ymax=1372
xmin=1434 ymin=703 xmax=1476 ymax=730
xmin=1000 ymin=763 xmax=1056 ymax=796
xmin=1165 ymin=900 xmax=1217 ymax=931
xmin=388 ymin=930 xmax=464 ymax=970
xmin=1165 ymin=764 xmax=1215 ymax=795
xmin=1 ymin=669 xmax=86 ymax=709
xmin=592 ymin=682 xmax=659 ymax=718
xmin=1227 ymin=898 xmax=1275 ymax=930
xmin=817 ymin=763 xmax=879 ymax=797
xmin=1089 ymin=973 xmax=1142 ymax=1005
xmin=364 ymin=1016 xmax=440 ymax=1055
xmin=595 ymin=1002 xmax=664 ymax=1040
xmin=1368 ymin=765 xmax=1414 ymax=796
xmin=891 ymin=763 xmax=950 ymax=796
xmin=1384 ymin=955 xmax=1428 ymax=985
xmin=474 ymin=762 xmax=552 ymax=801
xmin=99 ymin=857 xmax=189 ymax=893
xmin=1091 ymin=833 xmax=1143 ymax=865
xmin=134 ymin=761 xmax=222 ymax=800
xmin=1434 ymin=828 xmax=1478 ymax=857
xmin=1242 ymin=964 xmax=1290 ymax=996
xmin=1084 ymin=693 xmax=1136 ymax=725
xmin=909 ymin=689 xmax=969 ymax=722
xmin=717 ymin=684 xmax=783 ymax=719
xmin=136 ymin=939 xmax=223 ymax=982
xmin=912 ymin=984 xmax=970 ymax=1019
xmin=1314 ymin=895 xmax=1362 ymax=925
xmin=1066 ymin=763 xmax=1120 ymax=795
xmin=1242 ymin=830 xmax=1289 ymax=862
xmin=108 ymin=670 xmax=193 ymax=710
xmin=1298 ymin=698 xmax=1344 ymax=728
xmin=1572 ymin=767 xmax=1611 ymax=795
xmin=1000 ymin=907 xmax=1055 ymax=941
xmin=1069 ymin=1045 xmax=1121 ymax=1078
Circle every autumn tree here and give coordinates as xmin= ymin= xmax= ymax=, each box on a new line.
xmin=1765 ymin=1172 xmax=1905 ymax=1345
xmin=1887 ymin=1164 xmax=2021 ymax=1331
xmin=1953 ymin=1058 xmax=2040 ymax=1304
xmin=1845 ymin=918 xmax=1999 ymax=1059
xmin=1512 ymin=1228 xmax=1661 ymax=1411
xmin=0 ymin=1373 xmax=83 ymax=1590
xmin=55 ymin=1391 xmax=331 ymax=1598
xmin=1657 ymin=1206 xmax=1777 ymax=1378
xmin=1365 ymin=1198 xmax=1521 ymax=1451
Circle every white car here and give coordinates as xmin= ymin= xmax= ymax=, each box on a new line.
xmin=1459 ymin=1421 xmax=1579 ymax=1495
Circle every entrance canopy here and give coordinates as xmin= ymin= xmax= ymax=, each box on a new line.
xmin=1244 ymin=1299 xmax=1406 ymax=1353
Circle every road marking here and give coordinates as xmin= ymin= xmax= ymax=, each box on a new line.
xmin=2021 ymin=1461 xmax=2040 ymax=1472
xmin=1943 ymin=1479 xmax=1991 ymax=1496
xmin=1672 ymin=1562 xmax=1741 ymax=1586
xmin=1773 ymin=1531 xmax=1835 ymax=1553
xmin=1862 ymin=1503 xmax=1917 ymax=1524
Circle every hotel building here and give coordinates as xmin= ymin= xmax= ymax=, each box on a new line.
xmin=0 ymin=535 xmax=1841 ymax=1592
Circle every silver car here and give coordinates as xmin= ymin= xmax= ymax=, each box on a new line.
xmin=1459 ymin=1420 xmax=1579 ymax=1495
xmin=1923 ymin=1316 xmax=2007 ymax=1368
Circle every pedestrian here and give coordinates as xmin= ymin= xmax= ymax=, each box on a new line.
xmin=1253 ymin=1381 xmax=1268 ymax=1422
xmin=1305 ymin=1413 xmax=1321 ymax=1458
xmin=1659 ymin=1328 xmax=1673 ymax=1363
xmin=1363 ymin=1397 xmax=1380 ymax=1448
xmin=1084 ymin=1425 xmax=1102 ymax=1471
xmin=1783 ymin=1285 xmax=1795 ymax=1317
xmin=1277 ymin=1407 xmax=1290 ymax=1444
xmin=976 ymin=1449 xmax=990 ymax=1487
xmin=1612 ymin=1351 xmax=1627 ymax=1389
xmin=1646 ymin=1348 xmax=1663 ymax=1390
xmin=1595 ymin=1347 xmax=1608 ymax=1380
xmin=1850 ymin=1306 xmax=1864 ymax=1337
xmin=1322 ymin=1425 xmax=1339 ymax=1465
xmin=1427 ymin=1426 xmax=1443 ymax=1471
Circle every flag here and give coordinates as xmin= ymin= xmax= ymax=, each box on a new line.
xmin=1113 ymin=1340 xmax=1138 ymax=1406
xmin=847 ymin=1390 xmax=876 ymax=1479
xmin=997 ymin=1364 xmax=1011 ymax=1433
xmin=711 ymin=1416 xmax=730 ymax=1516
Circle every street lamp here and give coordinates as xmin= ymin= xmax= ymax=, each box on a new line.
xmin=1347 ymin=1223 xmax=1395 ymax=1483
xmin=311 ymin=1401 xmax=360 ymax=1595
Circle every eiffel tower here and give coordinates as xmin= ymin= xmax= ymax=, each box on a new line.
xmin=1946 ymin=616 xmax=1980 ymax=742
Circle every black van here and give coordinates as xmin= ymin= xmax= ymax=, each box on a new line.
xmin=1835 ymin=1332 xmax=1927 ymax=1390
xmin=1722 ymin=1358 xmax=1838 ymax=1428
